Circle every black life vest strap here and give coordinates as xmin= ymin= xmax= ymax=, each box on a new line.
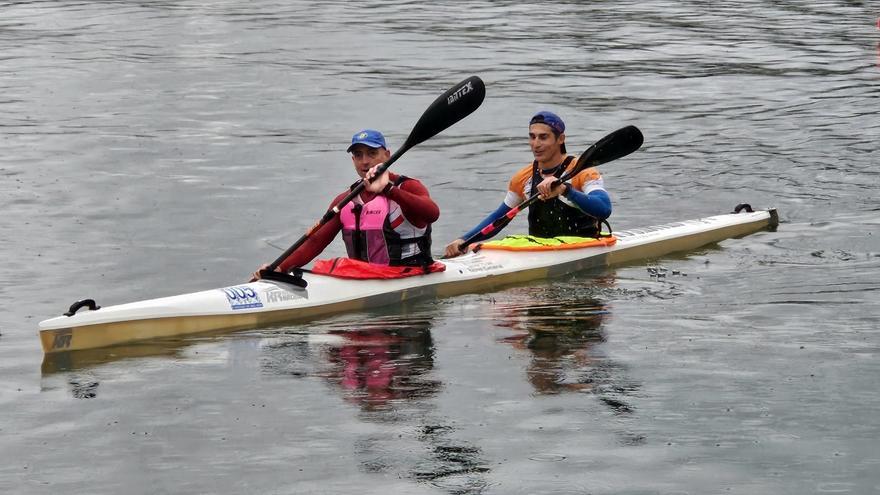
xmin=598 ymin=219 xmax=613 ymax=238
xmin=531 ymin=155 xmax=575 ymax=181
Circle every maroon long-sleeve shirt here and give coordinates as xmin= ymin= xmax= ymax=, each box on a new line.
xmin=278 ymin=173 xmax=439 ymax=272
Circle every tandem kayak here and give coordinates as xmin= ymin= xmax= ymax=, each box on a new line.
xmin=38 ymin=207 xmax=778 ymax=354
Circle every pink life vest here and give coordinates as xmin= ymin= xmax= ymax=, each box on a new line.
xmin=338 ymin=177 xmax=432 ymax=266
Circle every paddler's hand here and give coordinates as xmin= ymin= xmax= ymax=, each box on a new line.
xmin=444 ymin=239 xmax=467 ymax=258
xmin=536 ymin=176 xmax=564 ymax=201
xmin=363 ymin=163 xmax=391 ymax=194
xmin=250 ymin=264 xmax=271 ymax=282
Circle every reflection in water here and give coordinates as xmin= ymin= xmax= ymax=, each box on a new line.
xmin=40 ymin=330 xmax=263 ymax=399
xmin=41 ymin=341 xmax=184 ymax=377
xmin=68 ymin=374 xmax=100 ymax=399
xmin=262 ymin=314 xmax=490 ymax=493
xmin=493 ymin=278 xmax=640 ymax=416
xmin=40 ymin=339 xmax=195 ymax=399
xmin=410 ymin=424 xmax=490 ymax=489
xmin=321 ymin=318 xmax=440 ymax=411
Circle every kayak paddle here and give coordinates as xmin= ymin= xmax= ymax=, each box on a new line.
xmin=264 ymin=75 xmax=486 ymax=276
xmin=459 ymin=124 xmax=644 ymax=252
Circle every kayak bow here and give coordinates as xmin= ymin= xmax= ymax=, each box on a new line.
xmin=39 ymin=207 xmax=778 ymax=354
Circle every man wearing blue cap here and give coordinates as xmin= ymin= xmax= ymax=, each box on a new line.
xmin=444 ymin=111 xmax=611 ymax=257
xmin=254 ymin=129 xmax=439 ymax=276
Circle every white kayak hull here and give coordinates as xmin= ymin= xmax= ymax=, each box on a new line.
xmin=39 ymin=209 xmax=777 ymax=353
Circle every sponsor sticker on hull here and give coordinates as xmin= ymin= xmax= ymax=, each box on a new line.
xmin=455 ymin=254 xmax=504 ymax=273
xmin=615 ymin=222 xmax=687 ymax=239
xmin=221 ymin=286 xmax=264 ymax=310
xmin=262 ymin=286 xmax=306 ymax=304
xmin=51 ymin=328 xmax=73 ymax=350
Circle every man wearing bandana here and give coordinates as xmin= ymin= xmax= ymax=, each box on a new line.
xmin=444 ymin=111 xmax=611 ymax=257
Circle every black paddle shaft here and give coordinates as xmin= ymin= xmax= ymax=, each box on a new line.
xmin=267 ymin=76 xmax=486 ymax=272
xmin=460 ymin=125 xmax=643 ymax=250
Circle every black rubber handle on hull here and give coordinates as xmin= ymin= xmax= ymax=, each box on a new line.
xmin=64 ymin=299 xmax=101 ymax=317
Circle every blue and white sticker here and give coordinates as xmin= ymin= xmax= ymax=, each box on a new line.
xmin=221 ymin=286 xmax=263 ymax=310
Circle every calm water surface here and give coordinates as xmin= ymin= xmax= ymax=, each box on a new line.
xmin=1 ymin=1 xmax=879 ymax=493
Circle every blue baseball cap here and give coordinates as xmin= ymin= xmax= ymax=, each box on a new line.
xmin=529 ymin=111 xmax=565 ymax=135
xmin=347 ymin=129 xmax=386 ymax=152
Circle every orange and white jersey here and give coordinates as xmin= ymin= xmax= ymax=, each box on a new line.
xmin=503 ymin=158 xmax=606 ymax=209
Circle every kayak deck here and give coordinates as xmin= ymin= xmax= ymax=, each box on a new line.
xmin=39 ymin=208 xmax=778 ymax=354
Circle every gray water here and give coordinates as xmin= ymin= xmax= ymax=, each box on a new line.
xmin=2 ymin=1 xmax=879 ymax=493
